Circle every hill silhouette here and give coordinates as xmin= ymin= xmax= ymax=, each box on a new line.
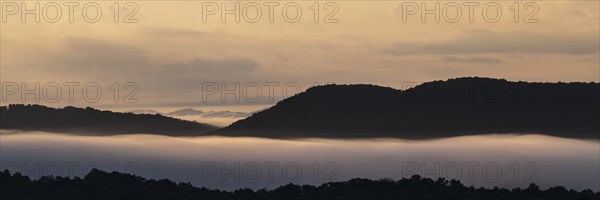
xmin=0 ymin=104 xmax=218 ymax=136
xmin=216 ymin=77 xmax=599 ymax=139
xmin=1 ymin=169 xmax=597 ymax=200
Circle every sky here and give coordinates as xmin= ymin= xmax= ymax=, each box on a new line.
xmin=1 ymin=0 xmax=599 ymax=111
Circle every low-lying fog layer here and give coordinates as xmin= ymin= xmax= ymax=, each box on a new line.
xmin=1 ymin=131 xmax=598 ymax=191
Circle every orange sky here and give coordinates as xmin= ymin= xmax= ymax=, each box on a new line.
xmin=1 ymin=1 xmax=598 ymax=110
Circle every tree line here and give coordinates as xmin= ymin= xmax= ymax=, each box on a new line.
xmin=1 ymin=169 xmax=598 ymax=200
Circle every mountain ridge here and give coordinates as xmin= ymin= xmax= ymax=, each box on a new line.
xmin=0 ymin=104 xmax=218 ymax=136
xmin=2 ymin=77 xmax=598 ymax=139
xmin=215 ymin=77 xmax=600 ymax=139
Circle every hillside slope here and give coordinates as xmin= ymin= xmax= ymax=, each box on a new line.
xmin=216 ymin=77 xmax=600 ymax=139
xmin=0 ymin=104 xmax=218 ymax=136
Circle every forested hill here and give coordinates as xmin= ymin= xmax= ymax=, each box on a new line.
xmin=0 ymin=104 xmax=218 ymax=136
xmin=216 ymin=77 xmax=600 ymax=139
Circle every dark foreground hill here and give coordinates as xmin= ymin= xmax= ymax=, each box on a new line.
xmin=216 ymin=77 xmax=599 ymax=139
xmin=1 ymin=169 xmax=597 ymax=200
xmin=0 ymin=104 xmax=218 ymax=136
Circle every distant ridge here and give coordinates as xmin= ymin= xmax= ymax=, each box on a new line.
xmin=0 ymin=104 xmax=218 ymax=136
xmin=127 ymin=109 xmax=162 ymax=115
xmin=167 ymin=108 xmax=205 ymax=116
xmin=167 ymin=109 xmax=251 ymax=118
xmin=215 ymin=77 xmax=600 ymax=139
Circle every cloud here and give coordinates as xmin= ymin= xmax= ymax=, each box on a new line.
xmin=163 ymin=57 xmax=257 ymax=74
xmin=59 ymin=37 xmax=147 ymax=67
xmin=442 ymin=56 xmax=502 ymax=64
xmin=124 ymin=108 xmax=254 ymax=127
xmin=200 ymin=111 xmax=252 ymax=118
xmin=383 ymin=29 xmax=599 ymax=55
xmin=139 ymin=26 xmax=204 ymax=37
xmin=50 ymin=37 xmax=258 ymax=77
xmin=63 ymin=37 xmax=144 ymax=55
xmin=36 ymin=37 xmax=266 ymax=105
